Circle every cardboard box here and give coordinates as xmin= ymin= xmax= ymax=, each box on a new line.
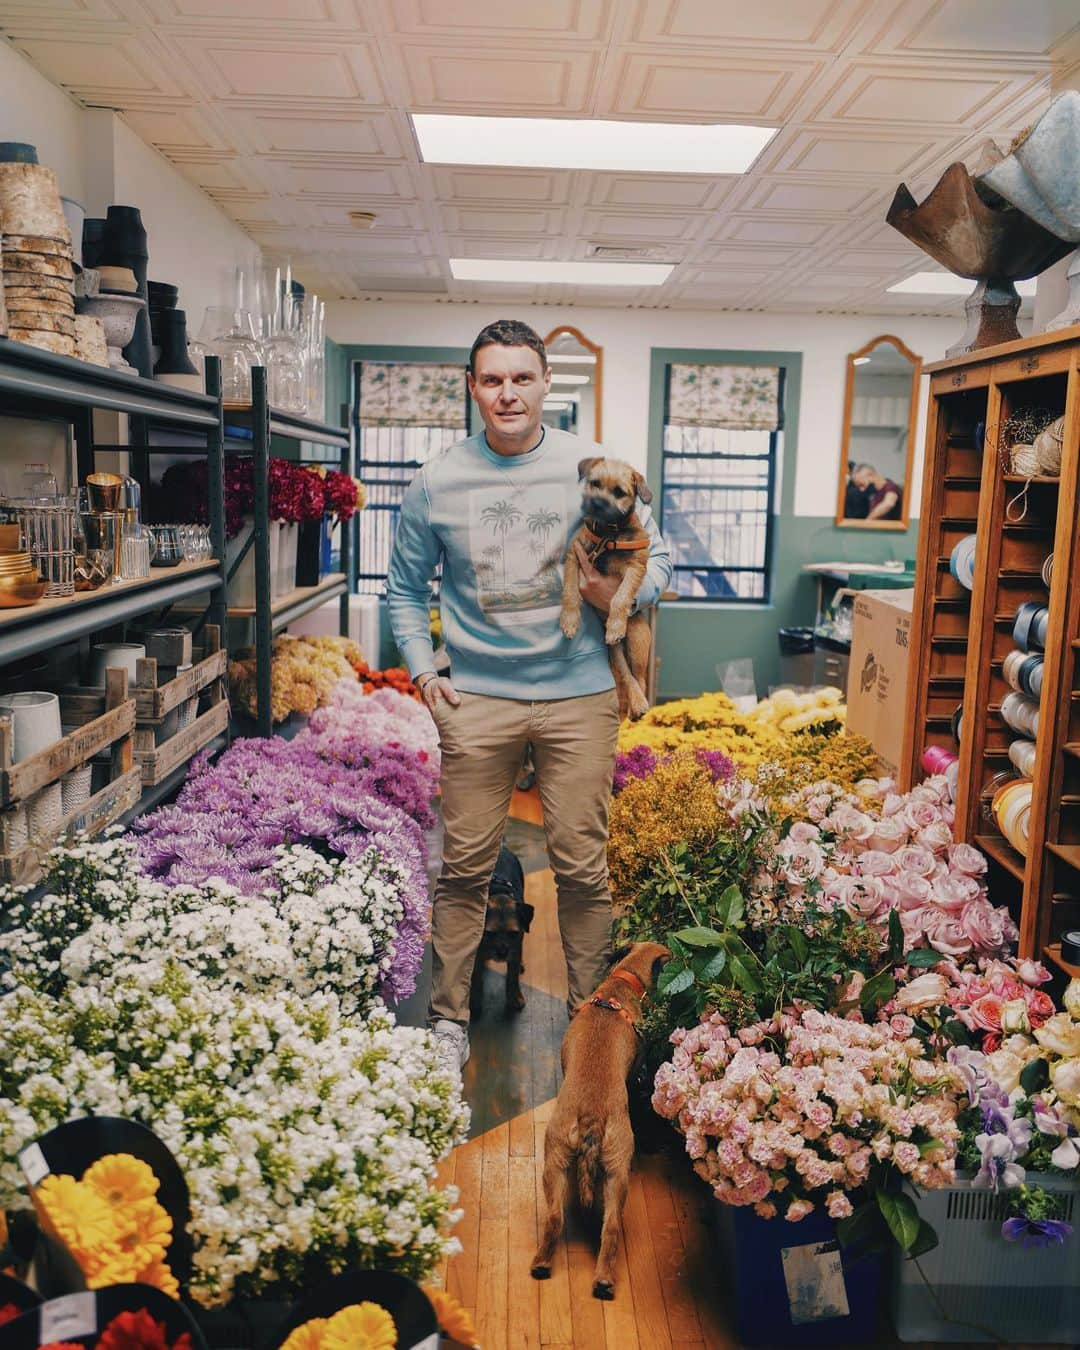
xmin=846 ymin=588 xmax=915 ymax=777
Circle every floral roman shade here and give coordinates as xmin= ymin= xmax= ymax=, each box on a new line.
xmin=358 ymin=361 xmax=467 ymax=429
xmin=667 ymin=363 xmax=782 ymax=431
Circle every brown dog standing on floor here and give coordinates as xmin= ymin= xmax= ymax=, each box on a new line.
xmin=560 ymin=457 xmax=654 ymax=721
xmin=530 ymin=940 xmax=671 ymax=1299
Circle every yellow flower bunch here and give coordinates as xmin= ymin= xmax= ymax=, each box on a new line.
xmin=230 ymin=634 xmax=362 ymax=723
xmin=36 ymin=1154 xmax=177 ymax=1297
xmin=353 ymin=478 xmax=368 ymax=511
xmin=751 ymin=731 xmax=880 ymax=806
xmin=423 ymin=1287 xmax=479 ymax=1347
xmin=608 ymin=753 xmax=726 ymax=904
xmin=280 ymin=1302 xmax=396 ymax=1350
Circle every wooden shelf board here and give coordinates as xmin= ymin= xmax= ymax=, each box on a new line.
xmin=944 ymin=475 xmax=982 ymax=485
xmin=1048 ymin=841 xmax=1080 ymax=871
xmin=1063 ymin=744 xmax=1080 ymax=760
xmin=925 ymin=322 xmax=1080 ymax=372
xmin=223 ymin=571 xmax=346 ymax=619
xmin=975 ymin=834 xmax=1026 ymax=881
xmin=1045 ymin=944 xmax=1080 ymax=980
xmin=1003 ymin=474 xmax=1060 ymax=484
xmin=0 ymin=559 xmax=220 ymax=633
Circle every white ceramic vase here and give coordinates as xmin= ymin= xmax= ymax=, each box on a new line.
xmin=89 ymin=642 xmax=145 ymax=688
xmin=0 ymin=690 xmax=62 ymax=761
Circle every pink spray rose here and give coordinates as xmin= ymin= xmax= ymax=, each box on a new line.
xmin=947 ymin=843 xmax=988 ymax=877
xmin=894 ymin=845 xmax=937 ymax=877
xmin=924 ymin=912 xmax=972 ymax=958
xmin=916 ymin=821 xmax=955 ymax=855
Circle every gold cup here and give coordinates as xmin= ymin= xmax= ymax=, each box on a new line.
xmin=86 ymin=472 xmax=124 ymax=512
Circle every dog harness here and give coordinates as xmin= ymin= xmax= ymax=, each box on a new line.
xmin=581 ymin=522 xmax=651 ymax=565
xmin=580 ymin=969 xmax=648 ymax=1036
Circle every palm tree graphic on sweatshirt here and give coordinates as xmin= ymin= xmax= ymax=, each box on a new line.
xmin=471 ymin=488 xmax=567 ymax=618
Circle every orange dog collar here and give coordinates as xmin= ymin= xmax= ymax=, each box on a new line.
xmin=585 ymin=994 xmax=642 ymax=1037
xmin=611 ymin=969 xmax=646 ymax=999
xmin=581 ymin=523 xmax=650 ymax=561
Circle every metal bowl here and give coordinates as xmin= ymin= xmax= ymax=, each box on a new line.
xmin=0 ymin=573 xmax=48 ymax=607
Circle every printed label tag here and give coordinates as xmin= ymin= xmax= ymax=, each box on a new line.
xmin=18 ymin=1142 xmax=49 ymax=1185
xmin=40 ymin=1292 xmax=97 ymax=1343
xmin=780 ymin=1238 xmax=850 ymax=1326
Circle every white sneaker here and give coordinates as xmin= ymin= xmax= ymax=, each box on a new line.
xmin=431 ymin=1019 xmax=470 ymax=1080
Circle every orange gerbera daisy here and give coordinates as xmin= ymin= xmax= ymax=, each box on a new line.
xmin=321 ymin=1303 xmax=396 ymax=1350
xmin=423 ymin=1286 xmax=479 ymax=1347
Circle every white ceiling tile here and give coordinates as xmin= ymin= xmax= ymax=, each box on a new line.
xmin=239 ymin=110 xmax=402 ymax=156
xmin=722 ymin=217 xmax=836 ymax=245
xmin=587 ymin=174 xmax=730 ymax=210
xmin=439 ymin=205 xmax=566 ymax=235
xmin=151 ymin=0 xmax=341 ymax=20
xmin=10 ymin=33 xmax=188 ymax=96
xmin=696 ymin=243 xmax=803 ymax=267
xmin=385 ymin=0 xmax=614 ymax=42
xmin=631 ymin=0 xmax=862 ymax=50
xmin=169 ymin=36 xmax=384 ymax=102
xmin=879 ymin=0 xmax=1080 ymax=58
xmin=813 ymin=64 xmax=1036 ymax=127
xmin=747 ymin=179 xmax=879 ymax=214
xmin=615 ymin=52 xmax=820 ymax=119
xmin=264 ymin=162 xmax=415 ymax=199
xmin=430 ymin=167 xmax=572 ymax=204
xmin=772 ymin=128 xmax=944 ymax=177
xmin=581 ymin=209 xmax=701 ymax=241
xmin=444 ymin=236 xmax=557 ymax=260
xmin=400 ymin=44 xmax=598 ymax=111
xmin=119 ymin=107 xmax=217 ymax=149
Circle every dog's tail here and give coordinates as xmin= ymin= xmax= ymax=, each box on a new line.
xmin=575 ymin=1115 xmax=604 ymax=1210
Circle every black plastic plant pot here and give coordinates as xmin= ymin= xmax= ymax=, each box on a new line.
xmin=295 ymin=519 xmax=323 ymax=587
xmin=0 ymin=1271 xmax=41 ymax=1316
xmin=29 ymin=1116 xmax=194 ymax=1293
xmin=0 ymin=1284 xmax=208 ymax=1350
xmin=273 ymin=1270 xmax=438 ymax=1349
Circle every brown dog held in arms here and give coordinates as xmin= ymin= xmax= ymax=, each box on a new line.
xmin=530 ymin=940 xmax=671 ymax=1299
xmin=560 ymin=456 xmax=654 ymax=721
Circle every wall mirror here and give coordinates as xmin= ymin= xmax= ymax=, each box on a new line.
xmin=835 ymin=335 xmax=921 ymax=531
xmin=542 ymin=325 xmax=603 ymax=443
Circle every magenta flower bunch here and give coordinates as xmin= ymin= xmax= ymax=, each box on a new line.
xmin=612 ymin=743 xmax=735 ymax=795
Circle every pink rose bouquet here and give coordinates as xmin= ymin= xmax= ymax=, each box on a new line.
xmin=653 ymin=1007 xmax=963 ymax=1249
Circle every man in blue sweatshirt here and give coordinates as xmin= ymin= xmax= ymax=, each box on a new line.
xmin=387 ymin=319 xmax=672 ymax=1077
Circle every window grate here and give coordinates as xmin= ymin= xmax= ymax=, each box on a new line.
xmin=660 ymin=367 xmax=783 ymax=603
xmin=353 ymin=365 xmax=468 ymax=592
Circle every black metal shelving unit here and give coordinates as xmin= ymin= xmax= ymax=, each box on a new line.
xmin=0 ymin=339 xmax=228 ymax=823
xmin=221 ymin=371 xmax=352 ymax=736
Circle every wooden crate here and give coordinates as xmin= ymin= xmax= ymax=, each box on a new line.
xmin=0 ymin=669 xmax=138 ymax=885
xmin=133 ymin=697 xmax=229 ymax=787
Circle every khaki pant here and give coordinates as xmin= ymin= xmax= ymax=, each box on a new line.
xmin=429 ymin=687 xmax=620 ymax=1025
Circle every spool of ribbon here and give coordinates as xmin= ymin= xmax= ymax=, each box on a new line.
xmin=951 ymin=703 xmax=964 ymax=745
xmin=992 ymin=778 xmax=1032 ymax=857
xmin=950 ymin=534 xmax=977 ymax=591
xmin=1003 ymin=649 xmax=1027 ymax=692
xmin=1042 ymin=553 xmax=1054 ymax=589
xmin=921 ymin=745 xmax=958 ymax=777
xmin=1018 ymin=654 xmax=1044 ymax=699
xmin=1009 ymin=738 xmax=1037 ymax=776
xmin=1062 ymin=930 xmax=1080 ymax=964
xmin=1001 ymin=690 xmax=1040 ymax=738
xmin=1013 ymin=601 xmax=1048 ymax=653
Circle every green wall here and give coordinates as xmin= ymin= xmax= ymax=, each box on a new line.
xmin=646 ymin=347 xmax=918 ymax=698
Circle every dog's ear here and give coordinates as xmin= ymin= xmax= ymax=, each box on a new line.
xmin=650 ymin=953 xmax=670 ymax=986
xmin=632 ymin=470 xmax=654 ymax=505
xmin=578 ymin=456 xmax=602 ymax=481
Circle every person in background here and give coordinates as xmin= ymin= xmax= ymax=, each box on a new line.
xmin=843 ymin=460 xmax=870 ymax=519
xmin=386 ymin=318 xmax=672 ymax=1079
xmin=854 ymin=463 xmax=902 ymax=521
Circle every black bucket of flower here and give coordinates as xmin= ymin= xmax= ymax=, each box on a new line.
xmin=0 ymin=1283 xmax=207 ymax=1350
xmin=23 ymin=1116 xmax=193 ymax=1299
xmin=0 ymin=1272 xmax=41 ymax=1331
xmin=273 ymin=1271 xmax=439 ymax=1350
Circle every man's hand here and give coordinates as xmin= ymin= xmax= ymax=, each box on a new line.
xmin=418 ymin=674 xmax=461 ymax=712
xmin=573 ymin=540 xmax=621 ymax=618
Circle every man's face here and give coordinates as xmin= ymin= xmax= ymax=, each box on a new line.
xmin=853 ymin=468 xmax=873 ymax=490
xmin=468 ymin=343 xmax=551 ymax=449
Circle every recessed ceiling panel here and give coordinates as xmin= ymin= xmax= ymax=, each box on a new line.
xmin=401 ymin=46 xmax=597 ymax=111
xmin=632 ymin=0 xmax=856 ymax=48
xmin=387 ymin=0 xmax=613 ymax=41
xmin=431 ymin=167 xmax=571 ymax=204
xmin=616 ymin=53 xmax=818 ymax=119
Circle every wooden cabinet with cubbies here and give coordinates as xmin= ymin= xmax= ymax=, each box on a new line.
xmin=902 ymin=329 xmax=1080 ymax=980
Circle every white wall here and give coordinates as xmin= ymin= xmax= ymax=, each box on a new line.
xmin=0 ymin=38 xmax=257 ymax=347
xmin=327 ymin=301 xmax=959 ymax=518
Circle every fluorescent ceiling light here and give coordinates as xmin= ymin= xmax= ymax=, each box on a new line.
xmin=888 ymin=271 xmax=1037 ymax=298
xmin=548 ymin=353 xmax=596 ymax=364
xmin=450 ymin=258 xmax=673 ymax=286
xmin=550 ymin=373 xmax=589 ymax=385
xmin=413 ymin=114 xmax=776 ymax=174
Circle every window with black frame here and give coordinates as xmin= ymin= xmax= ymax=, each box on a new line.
xmin=354 ymin=359 xmax=469 ymax=593
xmin=661 ymin=361 xmax=784 ymax=602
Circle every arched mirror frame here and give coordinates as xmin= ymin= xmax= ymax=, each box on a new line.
xmin=835 ymin=333 xmax=922 ymax=532
xmin=543 ymin=324 xmax=604 ymax=443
